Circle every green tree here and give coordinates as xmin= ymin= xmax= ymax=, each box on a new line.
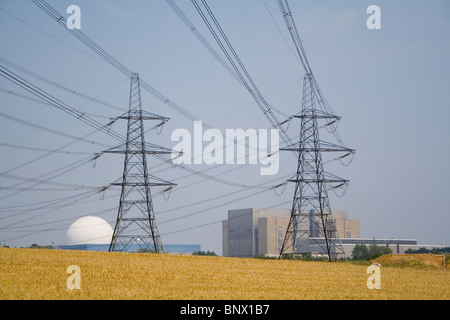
xmin=351 ymin=244 xmax=370 ymax=260
xmin=405 ymin=247 xmax=429 ymax=254
xmin=351 ymin=244 xmax=392 ymax=260
xmin=192 ymin=250 xmax=217 ymax=256
xmin=368 ymin=244 xmax=392 ymax=259
xmin=28 ymin=243 xmax=53 ymax=249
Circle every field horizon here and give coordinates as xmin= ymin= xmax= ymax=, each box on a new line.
xmin=0 ymin=247 xmax=448 ymax=300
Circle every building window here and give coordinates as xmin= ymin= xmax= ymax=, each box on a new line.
xmin=278 ymin=227 xmax=283 ymax=251
xmin=346 ymin=229 xmax=352 ymax=238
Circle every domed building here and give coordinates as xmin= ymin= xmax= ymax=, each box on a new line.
xmin=56 ymin=215 xmax=201 ymax=254
xmin=66 ymin=216 xmax=113 ymax=246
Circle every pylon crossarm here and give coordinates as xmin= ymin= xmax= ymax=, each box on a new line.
xmin=280 ymin=141 xmax=355 ymax=153
xmin=111 ymin=182 xmax=176 ymax=187
xmin=287 ymin=178 xmax=348 ymax=184
xmin=119 ymin=110 xmax=169 ymax=122
xmin=102 ymin=142 xmax=173 ymax=155
xmin=293 ymin=111 xmax=341 ymax=120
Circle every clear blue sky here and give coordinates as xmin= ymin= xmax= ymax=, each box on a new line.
xmin=0 ymin=0 xmax=449 ymax=254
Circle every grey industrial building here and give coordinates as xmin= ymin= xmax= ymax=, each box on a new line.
xmin=222 ymin=208 xmax=442 ymax=258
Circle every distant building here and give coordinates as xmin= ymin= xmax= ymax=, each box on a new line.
xmin=66 ymin=216 xmax=113 ymax=246
xmin=222 ymin=208 xmax=442 ymax=258
xmin=55 ymin=243 xmax=201 ymax=254
xmin=58 ymin=215 xmax=200 ymax=254
xmin=222 ymin=208 xmax=360 ymax=258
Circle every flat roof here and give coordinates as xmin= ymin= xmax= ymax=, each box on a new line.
xmin=307 ymin=237 xmax=418 ymax=245
xmin=337 ymin=238 xmax=417 ymax=245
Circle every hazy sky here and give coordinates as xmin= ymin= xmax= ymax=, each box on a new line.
xmin=0 ymin=0 xmax=449 ymax=255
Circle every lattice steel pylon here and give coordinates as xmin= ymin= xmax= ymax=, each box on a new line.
xmin=105 ymin=73 xmax=175 ymax=253
xmin=279 ymin=73 xmax=354 ymax=261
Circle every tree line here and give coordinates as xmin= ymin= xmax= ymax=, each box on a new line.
xmin=351 ymin=244 xmax=392 ymax=261
xmin=405 ymin=247 xmax=450 ymax=254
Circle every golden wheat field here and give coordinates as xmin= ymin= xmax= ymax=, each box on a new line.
xmin=0 ymin=247 xmax=448 ymax=300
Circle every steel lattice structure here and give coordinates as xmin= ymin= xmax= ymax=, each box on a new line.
xmin=106 ymin=73 xmax=174 ymax=253
xmin=279 ymin=73 xmax=354 ymax=261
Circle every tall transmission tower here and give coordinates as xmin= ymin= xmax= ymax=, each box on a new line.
xmin=104 ymin=73 xmax=175 ymax=253
xmin=279 ymin=73 xmax=354 ymax=261
xmin=276 ymin=0 xmax=355 ymax=261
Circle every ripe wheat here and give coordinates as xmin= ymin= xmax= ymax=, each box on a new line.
xmin=0 ymin=247 xmax=448 ymax=299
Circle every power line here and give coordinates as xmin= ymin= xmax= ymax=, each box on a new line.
xmin=31 ymin=0 xmax=207 ymax=128
xmin=1 ymin=189 xmax=97 ymax=230
xmin=0 ymin=110 xmax=114 ymax=191
xmin=1 ymin=56 xmax=275 ymax=192
xmin=0 ymin=190 xmax=117 ymax=213
xmin=262 ymin=0 xmax=299 ymax=62
xmin=0 ymin=155 xmax=93 ymax=202
xmin=1 ymin=64 xmax=280 ymax=194
xmin=0 ymin=1 xmax=313 ymax=248
xmin=0 ymin=198 xmax=115 ymax=243
xmin=30 ymin=0 xmax=295 ymax=175
xmin=166 ymin=0 xmax=293 ymax=121
xmin=0 ymin=142 xmax=91 ymax=155
xmin=161 ymin=199 xmax=291 ymax=237
xmin=0 ymin=7 xmax=103 ymax=62
xmin=166 ymin=0 xmax=247 ymax=87
xmin=0 ymin=56 xmax=128 ymax=114
xmin=190 ymin=0 xmax=296 ymax=158
xmin=0 ymin=64 xmax=126 ymax=144
xmin=0 ymin=86 xmax=113 ymax=120
xmin=1 ymin=173 xmax=99 ymax=191
xmin=276 ymin=0 xmax=351 ymax=149
xmin=158 ymin=176 xmax=290 ymax=226
xmin=0 ymin=111 xmax=111 ymax=148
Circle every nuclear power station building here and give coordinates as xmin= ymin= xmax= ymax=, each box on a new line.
xmin=56 ymin=215 xmax=200 ymax=254
xmin=221 ymin=208 xmax=435 ymax=258
xmin=222 ymin=208 xmax=358 ymax=258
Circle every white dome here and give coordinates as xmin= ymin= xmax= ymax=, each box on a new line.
xmin=66 ymin=216 xmax=113 ymax=245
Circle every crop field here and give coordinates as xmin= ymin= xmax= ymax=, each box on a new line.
xmin=0 ymin=247 xmax=448 ymax=300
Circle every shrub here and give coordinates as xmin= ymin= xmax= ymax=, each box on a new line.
xmin=351 ymin=244 xmax=370 ymax=260
xmin=351 ymin=244 xmax=392 ymax=260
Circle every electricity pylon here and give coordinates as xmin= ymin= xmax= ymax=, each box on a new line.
xmin=105 ymin=73 xmax=175 ymax=253
xmin=279 ymin=73 xmax=354 ymax=261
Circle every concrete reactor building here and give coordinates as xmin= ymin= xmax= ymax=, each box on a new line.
xmin=222 ymin=208 xmax=437 ymax=258
xmin=57 ymin=215 xmax=200 ymax=254
xmin=222 ymin=208 xmax=359 ymax=258
xmin=66 ymin=215 xmax=113 ymax=246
